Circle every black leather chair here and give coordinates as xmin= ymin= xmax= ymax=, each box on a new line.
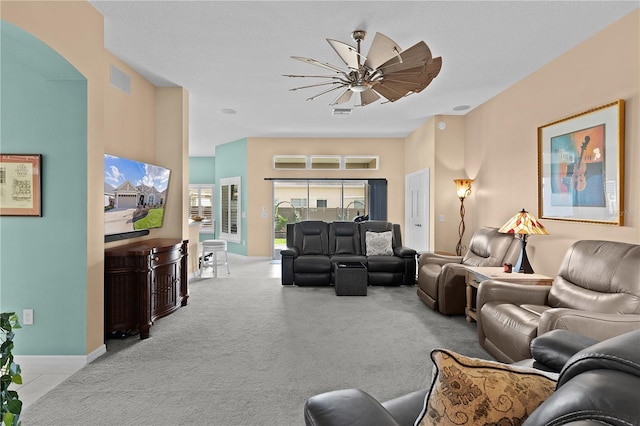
xmin=304 ymin=329 xmax=640 ymax=426
xmin=328 ymin=221 xmax=367 ymax=283
xmin=359 ymin=221 xmax=416 ymax=286
xmin=281 ymin=221 xmax=331 ymax=286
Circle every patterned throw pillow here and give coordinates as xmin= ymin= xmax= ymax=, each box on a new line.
xmin=365 ymin=231 xmax=393 ymax=256
xmin=415 ymin=349 xmax=557 ymax=426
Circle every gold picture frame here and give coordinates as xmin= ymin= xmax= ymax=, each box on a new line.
xmin=0 ymin=154 xmax=42 ymax=217
xmin=537 ymin=100 xmax=624 ymax=225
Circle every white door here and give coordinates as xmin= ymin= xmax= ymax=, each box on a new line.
xmin=405 ymin=169 xmax=430 ymax=251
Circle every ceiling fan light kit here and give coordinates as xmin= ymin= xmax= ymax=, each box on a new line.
xmin=284 ymin=30 xmax=442 ymax=107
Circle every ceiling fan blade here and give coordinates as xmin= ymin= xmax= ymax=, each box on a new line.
xmin=412 ymin=58 xmax=442 ymax=93
xmin=283 ymin=74 xmax=348 ymax=80
xmin=381 ymin=57 xmax=442 ymax=93
xmin=289 ymin=81 xmax=344 ymax=92
xmin=291 ymin=56 xmax=348 ymax=76
xmin=305 ymin=84 xmax=349 ymax=101
xmin=364 ymin=32 xmax=402 ymax=70
xmin=331 ymin=88 xmax=354 ymax=105
xmin=377 ymin=41 xmax=433 ymax=74
xmin=359 ymin=89 xmax=380 ymax=106
xmin=377 ymin=79 xmax=421 ymax=92
xmin=373 ymin=83 xmax=409 ymax=103
xmin=327 ymin=39 xmax=361 ymax=70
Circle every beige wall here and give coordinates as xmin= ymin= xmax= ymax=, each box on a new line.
xmin=246 ymin=137 xmax=405 ymax=256
xmin=4 ymin=1 xmax=189 ymax=355
xmin=465 ymin=10 xmax=639 ymax=276
xmin=405 ymin=115 xmax=467 ymax=253
xmin=155 ymin=87 xmax=190 ymax=241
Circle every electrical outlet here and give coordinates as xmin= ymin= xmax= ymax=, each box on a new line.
xmin=23 ymin=309 xmax=34 ymax=325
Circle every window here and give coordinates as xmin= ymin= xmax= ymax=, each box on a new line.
xmin=291 ymin=198 xmax=308 ymax=208
xmin=188 ymin=184 xmax=214 ymax=233
xmin=316 ymin=199 xmax=327 ymax=208
xmin=310 ymin=156 xmax=340 ymax=169
xmin=273 ymin=155 xmax=307 ymax=169
xmin=273 ymin=155 xmax=379 ymax=170
xmin=345 ymin=156 xmax=378 ymax=169
xmin=220 ymin=177 xmax=241 ymax=242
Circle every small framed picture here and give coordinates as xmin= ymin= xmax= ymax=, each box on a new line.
xmin=538 ymin=100 xmax=624 ymax=225
xmin=0 ymin=154 xmax=42 ymax=217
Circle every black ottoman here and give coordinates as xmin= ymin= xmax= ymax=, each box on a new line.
xmin=334 ymin=262 xmax=367 ymax=296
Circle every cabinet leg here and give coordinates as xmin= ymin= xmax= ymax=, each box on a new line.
xmin=139 ymin=324 xmax=150 ymax=339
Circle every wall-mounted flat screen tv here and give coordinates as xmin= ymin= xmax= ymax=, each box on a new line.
xmin=104 ymin=154 xmax=171 ymax=239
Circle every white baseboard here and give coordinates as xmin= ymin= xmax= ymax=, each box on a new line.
xmin=15 ymin=344 xmax=107 ymax=375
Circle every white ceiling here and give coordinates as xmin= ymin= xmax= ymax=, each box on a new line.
xmin=88 ymin=1 xmax=639 ymax=157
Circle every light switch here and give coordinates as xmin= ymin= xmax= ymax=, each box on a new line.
xmin=23 ymin=309 xmax=33 ymax=325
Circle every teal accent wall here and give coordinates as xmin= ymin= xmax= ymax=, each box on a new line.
xmin=189 ymin=156 xmax=216 ymax=241
xmin=189 ymin=156 xmax=215 ymax=184
xmin=215 ymin=139 xmax=247 ymax=255
xmin=0 ymin=21 xmax=88 ymax=355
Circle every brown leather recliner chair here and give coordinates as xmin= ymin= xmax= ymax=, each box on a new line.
xmin=477 ymin=239 xmax=640 ymax=363
xmin=416 ymin=227 xmax=519 ymax=315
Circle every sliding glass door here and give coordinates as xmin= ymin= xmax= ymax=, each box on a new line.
xmin=272 ymin=179 xmax=367 ymax=259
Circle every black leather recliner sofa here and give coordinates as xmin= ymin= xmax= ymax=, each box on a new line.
xmin=280 ymin=220 xmax=416 ymax=286
xmin=304 ymin=329 xmax=640 ymax=426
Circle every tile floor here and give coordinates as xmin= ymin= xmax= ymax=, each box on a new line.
xmin=12 ymin=363 xmax=83 ymax=411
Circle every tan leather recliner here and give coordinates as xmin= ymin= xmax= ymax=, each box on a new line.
xmin=477 ymin=239 xmax=640 ymax=363
xmin=416 ymin=227 xmax=520 ymax=315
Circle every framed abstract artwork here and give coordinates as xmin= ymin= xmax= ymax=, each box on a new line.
xmin=0 ymin=154 xmax=42 ymax=216
xmin=538 ymin=100 xmax=624 ymax=225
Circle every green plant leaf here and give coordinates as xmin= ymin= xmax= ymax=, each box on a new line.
xmin=10 ymin=374 xmax=21 ymax=386
xmin=2 ymin=412 xmax=14 ymax=426
xmin=6 ymin=399 xmax=21 ymax=414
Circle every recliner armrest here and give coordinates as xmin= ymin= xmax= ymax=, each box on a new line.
xmin=524 ymin=330 xmax=640 ymax=426
xmin=538 ymin=309 xmax=640 ymax=341
xmin=477 ymin=280 xmax=551 ymax=312
xmin=530 ymin=330 xmax=599 ymax=373
xmin=418 ymin=252 xmax=462 ymax=268
xmin=280 ymin=247 xmax=299 ymax=258
xmin=394 ymin=246 xmax=416 ymax=258
xmin=559 ymin=329 xmax=640 ymax=386
xmin=304 ymin=389 xmax=400 ymax=426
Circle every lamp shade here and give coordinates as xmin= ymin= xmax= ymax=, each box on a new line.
xmin=499 ymin=208 xmax=548 ymax=235
xmin=453 ymin=179 xmax=473 ymax=199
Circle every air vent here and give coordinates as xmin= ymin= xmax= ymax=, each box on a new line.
xmin=110 ymin=64 xmax=131 ymax=95
xmin=332 ymin=108 xmax=352 ymax=116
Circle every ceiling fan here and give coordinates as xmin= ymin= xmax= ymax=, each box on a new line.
xmin=284 ymin=30 xmax=442 ymax=107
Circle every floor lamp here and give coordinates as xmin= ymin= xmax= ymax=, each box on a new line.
xmin=498 ymin=208 xmax=549 ymax=274
xmin=453 ymin=179 xmax=473 ymax=256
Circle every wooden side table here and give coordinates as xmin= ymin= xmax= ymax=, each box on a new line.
xmin=465 ymin=267 xmax=553 ymax=322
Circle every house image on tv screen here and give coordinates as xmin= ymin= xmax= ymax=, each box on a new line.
xmin=104 ymin=154 xmax=171 ymax=236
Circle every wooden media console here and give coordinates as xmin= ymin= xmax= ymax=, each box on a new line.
xmin=104 ymin=238 xmax=189 ymax=339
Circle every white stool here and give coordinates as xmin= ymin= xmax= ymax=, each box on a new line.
xmin=200 ymin=239 xmax=230 ymax=278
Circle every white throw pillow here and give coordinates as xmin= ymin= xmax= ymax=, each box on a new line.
xmin=365 ymin=231 xmax=393 ymax=256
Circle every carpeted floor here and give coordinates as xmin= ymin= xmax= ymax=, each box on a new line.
xmin=21 ymin=255 xmax=491 ymax=425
